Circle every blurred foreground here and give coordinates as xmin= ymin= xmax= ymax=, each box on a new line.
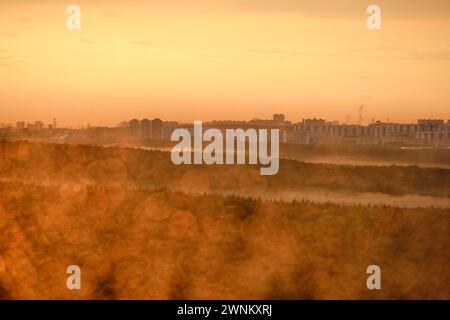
xmin=0 ymin=141 xmax=448 ymax=299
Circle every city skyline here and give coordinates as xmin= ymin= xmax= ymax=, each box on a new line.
xmin=3 ymin=113 xmax=450 ymax=130
xmin=3 ymin=114 xmax=449 ymax=148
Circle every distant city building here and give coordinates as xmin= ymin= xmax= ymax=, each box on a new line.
xmin=128 ymin=118 xmax=178 ymax=140
xmin=293 ymin=118 xmax=329 ymax=144
xmin=16 ymin=121 xmax=25 ymax=129
xmin=35 ymin=121 xmax=44 ymax=130
xmin=162 ymin=121 xmax=179 ymax=140
xmin=129 ymin=119 xmax=140 ymax=136
xmin=8 ymin=115 xmax=450 ymax=147
xmin=290 ymin=118 xmax=438 ymax=145
xmin=417 ymin=119 xmax=448 ymax=142
xmin=140 ymin=119 xmax=151 ymax=139
xmin=151 ymin=118 xmax=163 ymax=140
xmin=273 ymin=113 xmax=286 ymax=123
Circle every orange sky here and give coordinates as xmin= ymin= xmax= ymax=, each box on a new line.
xmin=1 ymin=0 xmax=449 ymax=127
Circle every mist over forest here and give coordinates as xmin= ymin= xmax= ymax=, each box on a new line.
xmin=0 ymin=141 xmax=449 ymax=299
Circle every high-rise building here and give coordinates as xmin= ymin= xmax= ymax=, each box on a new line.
xmin=16 ymin=121 xmax=25 ymax=129
xmin=417 ymin=119 xmax=447 ymax=141
xmin=151 ymin=118 xmax=163 ymax=140
xmin=35 ymin=121 xmax=44 ymax=130
xmin=129 ymin=119 xmax=140 ymax=136
xmin=140 ymin=119 xmax=151 ymax=139
xmin=273 ymin=114 xmax=286 ymax=124
xmin=162 ymin=121 xmax=179 ymax=140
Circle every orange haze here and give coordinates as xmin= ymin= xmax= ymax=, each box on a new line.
xmin=1 ymin=0 xmax=449 ymax=127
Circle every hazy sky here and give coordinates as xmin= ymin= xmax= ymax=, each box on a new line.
xmin=1 ymin=0 xmax=449 ymax=127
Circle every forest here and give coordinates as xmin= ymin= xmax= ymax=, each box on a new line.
xmin=0 ymin=140 xmax=448 ymax=299
xmin=0 ymin=141 xmax=449 ymax=198
xmin=0 ymin=181 xmax=448 ymax=299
